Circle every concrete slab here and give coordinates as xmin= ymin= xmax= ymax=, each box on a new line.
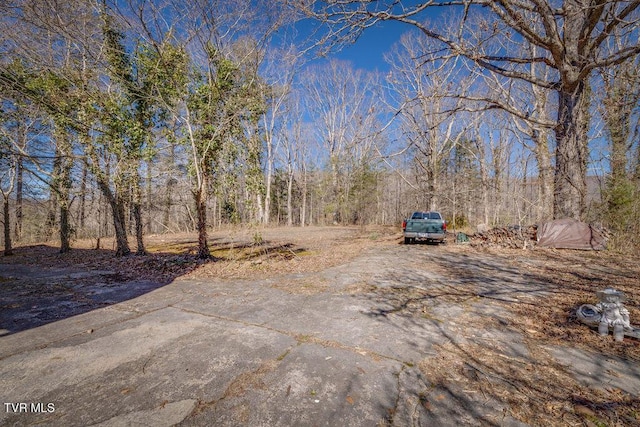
xmin=546 ymin=346 xmax=640 ymax=396
xmin=2 ymin=243 xmax=638 ymax=426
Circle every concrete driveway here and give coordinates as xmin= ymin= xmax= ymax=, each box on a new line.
xmin=2 ymin=243 xmax=639 ymax=426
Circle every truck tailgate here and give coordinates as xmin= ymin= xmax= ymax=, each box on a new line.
xmin=406 ymin=220 xmax=443 ymax=233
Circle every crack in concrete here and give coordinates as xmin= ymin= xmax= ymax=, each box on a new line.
xmin=171 ymin=303 xmax=410 ymax=367
xmin=184 ymin=354 xmax=288 ymax=423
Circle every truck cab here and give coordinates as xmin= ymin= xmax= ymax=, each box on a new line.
xmin=402 ymin=211 xmax=447 ymax=244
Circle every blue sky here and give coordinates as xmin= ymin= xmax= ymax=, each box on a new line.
xmin=333 ymin=20 xmax=411 ymax=72
xmin=313 ymin=5 xmax=455 ymax=72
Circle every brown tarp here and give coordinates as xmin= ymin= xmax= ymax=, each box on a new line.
xmin=537 ymin=218 xmax=607 ymax=250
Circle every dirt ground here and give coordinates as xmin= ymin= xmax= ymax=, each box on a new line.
xmin=1 ymin=225 xmax=639 ymax=426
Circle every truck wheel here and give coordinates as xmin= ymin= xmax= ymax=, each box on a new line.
xmin=404 ymin=237 xmax=411 ymax=244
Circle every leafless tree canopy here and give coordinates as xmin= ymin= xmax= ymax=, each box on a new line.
xmin=1 ymin=0 xmax=640 ymax=254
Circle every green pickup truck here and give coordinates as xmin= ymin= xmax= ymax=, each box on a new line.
xmin=402 ymin=211 xmax=447 ymax=244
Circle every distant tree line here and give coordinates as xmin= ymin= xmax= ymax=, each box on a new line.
xmin=1 ymin=0 xmax=639 ymax=256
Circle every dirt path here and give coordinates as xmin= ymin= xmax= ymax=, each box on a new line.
xmin=1 ymin=227 xmax=639 ymax=426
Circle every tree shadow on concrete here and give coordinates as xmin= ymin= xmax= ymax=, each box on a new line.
xmin=355 ymin=247 xmax=640 ymax=426
xmin=0 ymin=239 xmax=307 ymax=336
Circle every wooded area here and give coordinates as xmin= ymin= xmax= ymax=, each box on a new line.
xmin=1 ymin=0 xmax=639 ymax=257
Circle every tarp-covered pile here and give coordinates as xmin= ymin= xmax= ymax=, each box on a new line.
xmin=537 ymin=218 xmax=607 ymax=250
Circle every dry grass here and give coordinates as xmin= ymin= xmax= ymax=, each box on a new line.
xmin=3 ymin=226 xmax=398 ymax=283
xmin=407 ymin=246 xmax=640 ymax=426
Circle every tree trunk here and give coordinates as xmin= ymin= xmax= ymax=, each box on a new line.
xmin=195 ymin=182 xmax=210 ymax=259
xmin=58 ymin=149 xmax=73 ymax=254
xmin=426 ymin=163 xmax=437 ymax=211
xmin=50 ymin=128 xmax=74 ymax=254
xmin=59 ymin=199 xmax=71 ymax=253
xmin=533 ymin=128 xmax=554 ymax=223
xmin=132 ymin=173 xmax=146 ymax=254
xmin=330 ymin=155 xmax=340 ymax=224
xmin=133 ymin=201 xmax=145 ymax=254
xmin=146 ymin=161 xmax=152 ymax=234
xmin=127 ymin=189 xmax=134 ymax=235
xmin=264 ymin=132 xmax=274 ymax=225
xmin=609 ymin=125 xmax=628 ymax=183
xmin=554 ymin=83 xmax=588 ymax=220
xmin=300 ymin=167 xmax=307 ymax=227
xmin=112 ymin=195 xmax=131 ymax=257
xmin=479 ymin=159 xmax=489 ymax=226
xmin=264 ymin=164 xmax=272 ymax=225
xmin=426 ymin=133 xmax=438 ymax=211
xmin=79 ymin=161 xmax=88 ymax=232
xmin=528 ymin=47 xmax=554 ymax=224
xmin=45 ymin=170 xmax=58 ymax=241
xmin=163 ymin=142 xmax=177 ymax=232
xmin=164 ymin=178 xmax=174 ymax=232
xmin=256 ymin=193 xmax=264 ymax=224
xmin=3 ymin=195 xmax=12 ymax=256
xmin=102 ymin=153 xmax=111 ymax=241
xmin=95 ymin=176 xmax=131 ymax=256
xmin=287 ymin=168 xmax=294 ymax=226
xmin=14 ymin=158 xmax=22 ymax=242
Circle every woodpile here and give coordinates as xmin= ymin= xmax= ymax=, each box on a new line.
xmin=468 ymin=225 xmax=538 ymax=249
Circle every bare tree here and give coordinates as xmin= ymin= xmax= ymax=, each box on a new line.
xmin=279 ymin=89 xmax=317 ymax=227
xmin=137 ymin=0 xmax=285 ymax=256
xmin=385 ymin=31 xmax=478 ymax=212
xmin=261 ymin=46 xmax=301 ymax=224
xmin=477 ymin=51 xmax=556 ymax=222
xmin=297 ymin=0 xmax=640 ymax=220
xmin=600 ymin=60 xmax=640 ymax=181
xmin=0 ymin=102 xmax=41 ymax=242
xmin=527 ymin=55 xmax=556 ymax=223
xmin=277 ymin=90 xmax=304 ymax=226
xmin=0 ymin=0 xmax=99 ymax=252
xmin=597 ymin=45 xmax=640 ymax=234
xmin=302 ymin=59 xmax=381 ymax=224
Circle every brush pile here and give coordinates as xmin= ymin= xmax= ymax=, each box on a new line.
xmin=469 ymin=225 xmax=538 ymax=249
